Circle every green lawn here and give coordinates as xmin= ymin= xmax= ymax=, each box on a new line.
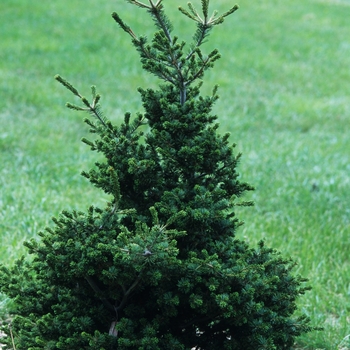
xmin=1 ymin=0 xmax=349 ymax=348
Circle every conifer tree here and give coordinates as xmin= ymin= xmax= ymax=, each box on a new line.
xmin=0 ymin=1 xmax=317 ymax=349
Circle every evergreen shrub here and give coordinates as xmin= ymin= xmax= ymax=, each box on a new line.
xmin=0 ymin=1 xmax=317 ymax=349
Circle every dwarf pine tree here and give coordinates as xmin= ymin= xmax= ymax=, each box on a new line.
xmin=0 ymin=1 xmax=316 ymax=349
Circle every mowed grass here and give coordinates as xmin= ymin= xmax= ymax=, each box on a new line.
xmin=1 ymin=0 xmax=349 ymax=348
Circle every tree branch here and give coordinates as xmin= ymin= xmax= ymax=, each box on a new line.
xmin=85 ymin=276 xmax=116 ymax=312
xmin=117 ymin=273 xmax=142 ymax=311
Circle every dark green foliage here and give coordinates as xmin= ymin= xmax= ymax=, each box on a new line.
xmin=0 ymin=1 xmax=317 ymax=349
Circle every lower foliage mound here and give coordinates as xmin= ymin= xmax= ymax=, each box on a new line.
xmin=0 ymin=1 xmax=316 ymax=349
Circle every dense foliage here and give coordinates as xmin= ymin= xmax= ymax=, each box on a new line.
xmin=0 ymin=1 xmax=315 ymax=349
